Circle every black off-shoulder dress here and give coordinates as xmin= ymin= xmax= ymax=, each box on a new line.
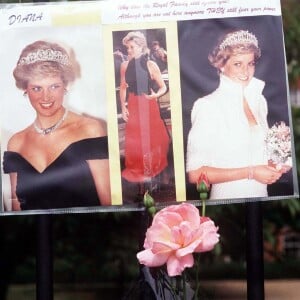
xmin=3 ymin=137 xmax=108 ymax=210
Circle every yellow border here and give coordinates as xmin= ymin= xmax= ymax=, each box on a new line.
xmin=103 ymin=22 xmax=186 ymax=204
xmin=165 ymin=23 xmax=186 ymax=202
xmin=52 ymin=12 xmax=101 ymax=26
xmin=103 ymin=27 xmax=123 ymax=205
xmin=51 ymin=2 xmax=102 ymax=26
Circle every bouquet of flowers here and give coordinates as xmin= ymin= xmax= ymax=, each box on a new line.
xmin=265 ymin=121 xmax=292 ymax=169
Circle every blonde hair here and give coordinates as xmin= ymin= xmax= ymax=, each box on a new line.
xmin=122 ymin=31 xmax=149 ymax=55
xmin=208 ymin=30 xmax=261 ymax=70
xmin=13 ymin=40 xmax=81 ymax=90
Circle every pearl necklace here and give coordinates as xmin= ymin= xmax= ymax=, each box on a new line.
xmin=34 ymin=110 xmax=68 ymax=135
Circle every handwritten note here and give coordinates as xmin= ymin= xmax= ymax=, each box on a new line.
xmin=0 ymin=5 xmax=50 ymax=29
xmin=0 ymin=0 xmax=281 ymax=29
xmin=8 ymin=12 xmax=44 ymax=26
xmin=101 ymin=0 xmax=281 ymax=24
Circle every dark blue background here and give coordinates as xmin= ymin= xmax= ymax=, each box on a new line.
xmin=178 ymin=16 xmax=294 ymax=200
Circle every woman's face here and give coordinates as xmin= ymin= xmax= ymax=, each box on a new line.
xmin=126 ymin=40 xmax=143 ymax=59
xmin=26 ymin=76 xmax=65 ymax=117
xmin=222 ymin=52 xmax=256 ymax=87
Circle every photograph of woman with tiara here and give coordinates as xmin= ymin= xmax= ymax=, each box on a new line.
xmin=1 ymin=25 xmax=111 ymax=212
xmin=178 ymin=16 xmax=295 ymax=202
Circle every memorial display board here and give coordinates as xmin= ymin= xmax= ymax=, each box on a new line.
xmin=0 ymin=0 xmax=297 ymax=215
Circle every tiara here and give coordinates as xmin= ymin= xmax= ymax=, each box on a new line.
xmin=219 ymin=30 xmax=258 ymax=51
xmin=18 ymin=49 xmax=70 ymax=66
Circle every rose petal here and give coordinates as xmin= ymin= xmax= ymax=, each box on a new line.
xmin=176 ymin=236 xmax=202 ymax=257
xmin=145 ymin=222 xmax=172 ymax=247
xmin=178 ymin=221 xmax=194 ymax=245
xmin=166 ymin=253 xmax=194 ymax=276
xmin=153 ymin=211 xmax=183 ymax=228
xmin=152 ymin=241 xmax=180 ymax=254
xmin=137 ymin=249 xmax=170 ymax=267
xmin=195 ymin=221 xmax=219 ymax=252
xmin=175 ymin=204 xmax=200 ymax=228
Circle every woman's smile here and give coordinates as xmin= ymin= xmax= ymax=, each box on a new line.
xmin=40 ymin=101 xmax=55 ymax=109
xmin=222 ymin=52 xmax=256 ymax=87
xmin=238 ymin=75 xmax=249 ymax=81
xmin=26 ymin=76 xmax=65 ymax=116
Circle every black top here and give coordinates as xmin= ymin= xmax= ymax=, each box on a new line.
xmin=3 ymin=137 xmax=109 ymax=210
xmin=125 ymin=55 xmax=157 ymax=95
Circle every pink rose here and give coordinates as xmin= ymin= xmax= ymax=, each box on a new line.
xmin=137 ymin=203 xmax=219 ymax=276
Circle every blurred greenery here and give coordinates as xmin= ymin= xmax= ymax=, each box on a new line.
xmin=282 ymin=0 xmax=300 ymax=87
xmin=0 ymin=0 xmax=300 ymax=299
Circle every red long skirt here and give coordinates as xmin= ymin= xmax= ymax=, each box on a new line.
xmin=122 ymin=93 xmax=170 ymax=182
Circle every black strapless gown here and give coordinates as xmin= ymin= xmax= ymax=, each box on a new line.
xmin=3 ymin=137 xmax=108 ymax=210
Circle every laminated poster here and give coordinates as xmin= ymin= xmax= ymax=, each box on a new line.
xmin=0 ymin=0 xmax=298 ymax=215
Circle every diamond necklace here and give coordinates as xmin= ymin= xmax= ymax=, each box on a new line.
xmin=33 ymin=109 xmax=68 ymax=135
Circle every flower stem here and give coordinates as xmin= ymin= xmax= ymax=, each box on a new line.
xmin=182 ymin=271 xmax=187 ymax=300
xmin=194 ymin=254 xmax=200 ymax=299
xmin=202 ymin=199 xmax=206 ymax=217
